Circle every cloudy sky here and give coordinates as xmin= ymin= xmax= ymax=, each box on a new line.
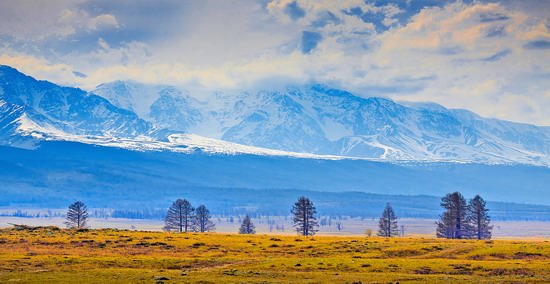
xmin=0 ymin=0 xmax=549 ymax=125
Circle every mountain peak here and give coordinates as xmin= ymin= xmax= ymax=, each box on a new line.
xmin=0 ymin=65 xmax=21 ymax=74
xmin=0 ymin=65 xmax=29 ymax=80
xmin=2 ymin=66 xmax=549 ymax=166
xmin=89 ymin=77 xmax=550 ymax=165
xmin=0 ymin=64 xmax=15 ymax=71
xmin=0 ymin=66 xmax=164 ymax=145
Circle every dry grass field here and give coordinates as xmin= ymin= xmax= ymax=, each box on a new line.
xmin=2 ymin=216 xmax=549 ymax=238
xmin=0 ymin=227 xmax=549 ymax=283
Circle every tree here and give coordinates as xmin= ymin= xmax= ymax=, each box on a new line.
xmin=365 ymin=228 xmax=374 ymax=237
xmin=164 ymin=199 xmax=195 ymax=232
xmin=64 ymin=201 xmax=89 ymax=229
xmin=378 ymin=202 xmax=399 ymax=237
xmin=194 ymin=204 xmax=215 ymax=232
xmin=336 ymin=222 xmax=343 ymax=232
xmin=436 ymin=192 xmax=469 ymax=239
xmin=238 ymin=215 xmax=256 ymax=234
xmin=466 ymin=195 xmax=493 ymax=240
xmin=291 ymin=196 xmax=319 ymax=236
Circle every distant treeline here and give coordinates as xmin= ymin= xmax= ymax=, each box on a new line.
xmin=2 ymin=209 xmax=549 ymax=222
xmin=2 ymin=186 xmax=550 ymax=221
xmin=110 ymin=209 xmax=166 ymax=220
xmin=2 ymin=141 xmax=550 ymax=222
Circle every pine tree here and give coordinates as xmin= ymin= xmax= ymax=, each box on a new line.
xmin=466 ymin=195 xmax=493 ymax=240
xmin=377 ymin=202 xmax=399 ymax=237
xmin=291 ymin=196 xmax=319 ymax=236
xmin=64 ymin=201 xmax=89 ymax=229
xmin=238 ymin=215 xmax=256 ymax=234
xmin=436 ymin=192 xmax=469 ymax=239
xmin=194 ymin=204 xmax=215 ymax=232
xmin=164 ymin=199 xmax=195 ymax=232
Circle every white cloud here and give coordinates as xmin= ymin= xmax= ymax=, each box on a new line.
xmin=0 ymin=1 xmax=118 ymax=40
xmin=55 ymin=9 xmax=119 ymax=36
xmin=97 ymin=38 xmax=110 ymax=50
xmin=0 ymin=52 xmax=83 ymax=87
xmin=88 ymin=14 xmax=119 ymax=30
xmin=1 ymin=0 xmax=549 ymax=125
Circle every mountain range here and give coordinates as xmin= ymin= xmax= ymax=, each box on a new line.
xmin=92 ymin=80 xmax=550 ymax=165
xmin=2 ymin=64 xmax=549 ymax=166
xmin=1 ymin=64 xmax=550 ymax=214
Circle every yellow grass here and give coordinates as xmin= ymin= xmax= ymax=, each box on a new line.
xmin=0 ymin=227 xmax=548 ymax=283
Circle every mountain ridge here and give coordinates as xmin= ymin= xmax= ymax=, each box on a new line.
xmin=2 ymin=141 xmax=550 ymax=208
xmin=1 ymin=65 xmax=550 ymax=210
xmin=1 ymin=64 xmax=549 ymax=166
xmin=92 ymin=79 xmax=550 ymax=166
xmin=0 ymin=65 xmax=172 ymax=147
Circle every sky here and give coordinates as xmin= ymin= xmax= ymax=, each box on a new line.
xmin=0 ymin=0 xmax=549 ymax=125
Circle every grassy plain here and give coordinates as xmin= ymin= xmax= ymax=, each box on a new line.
xmin=0 ymin=227 xmax=548 ymax=283
xmin=3 ymin=216 xmax=550 ymax=238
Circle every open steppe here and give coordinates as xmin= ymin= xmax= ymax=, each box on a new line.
xmin=2 ymin=216 xmax=550 ymax=238
xmin=0 ymin=226 xmax=548 ymax=283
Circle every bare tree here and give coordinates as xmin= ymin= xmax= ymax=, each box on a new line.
xmin=436 ymin=192 xmax=469 ymax=239
xmin=378 ymin=202 xmax=399 ymax=237
xmin=194 ymin=204 xmax=215 ymax=232
xmin=164 ymin=199 xmax=195 ymax=232
xmin=365 ymin=228 xmax=374 ymax=237
xmin=64 ymin=201 xmax=89 ymax=229
xmin=238 ymin=215 xmax=256 ymax=234
xmin=291 ymin=196 xmax=319 ymax=236
xmin=466 ymin=195 xmax=493 ymax=240
xmin=336 ymin=222 xmax=343 ymax=232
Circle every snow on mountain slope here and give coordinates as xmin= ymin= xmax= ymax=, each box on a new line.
xmin=92 ymin=81 xmax=155 ymax=118
xmin=2 ymin=65 xmax=549 ymax=166
xmin=92 ymin=81 xmax=550 ymax=166
xmin=93 ymin=81 xmax=202 ymax=132
xmin=11 ymin=125 xmax=350 ymax=160
xmin=0 ymin=66 xmax=344 ymax=160
xmin=222 ymin=91 xmax=330 ymax=152
xmin=0 ymin=65 xmax=167 ymax=146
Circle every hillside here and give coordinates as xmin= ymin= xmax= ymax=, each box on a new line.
xmin=1 ymin=65 xmax=550 ymax=215
xmin=1 ymin=141 xmax=550 ymax=219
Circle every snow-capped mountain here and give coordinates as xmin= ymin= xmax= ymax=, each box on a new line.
xmin=2 ymin=65 xmax=550 ymax=209
xmin=92 ymin=81 xmax=550 ymax=165
xmin=0 ymin=65 xmax=168 ymax=147
xmin=1 ymin=65 xmax=549 ymax=166
xmin=93 ymin=81 xmax=202 ymax=132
